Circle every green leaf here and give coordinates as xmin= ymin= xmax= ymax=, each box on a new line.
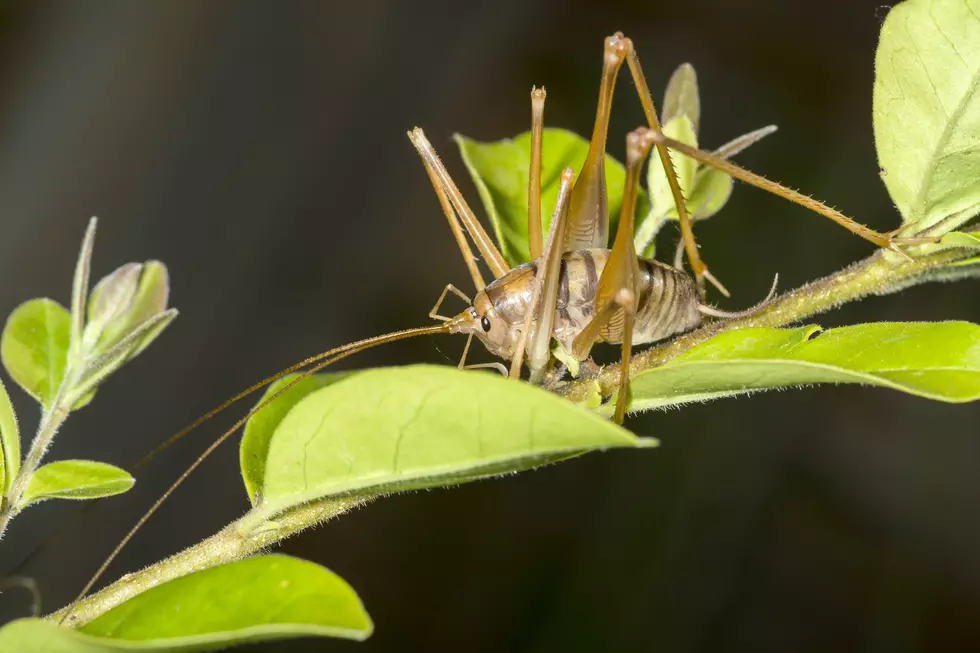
xmin=0 ymin=379 xmax=17 ymax=493
xmin=941 ymin=230 xmax=980 ymax=248
xmin=1 ymin=299 xmax=73 ymax=409
xmin=455 ymin=128 xmax=650 ymax=266
xmin=252 ymin=365 xmax=654 ymax=523
xmin=20 ymin=460 xmax=134 ymax=507
xmin=86 ymin=263 xmax=143 ymax=345
xmin=873 ymin=0 xmax=980 ymax=232
xmin=685 ymin=167 xmax=733 ymax=221
xmin=88 ymin=262 xmax=170 ymax=356
xmin=0 ymin=555 xmax=371 ymax=652
xmin=623 ymin=322 xmax=980 ymax=413
xmin=240 ymin=372 xmax=350 ymax=506
xmin=662 ymin=62 xmax=700 ymax=131
xmin=647 ymin=115 xmax=699 ymax=218
xmin=69 ymin=218 xmax=98 ymax=365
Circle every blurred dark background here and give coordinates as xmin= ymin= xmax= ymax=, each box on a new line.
xmin=0 ymin=1 xmax=977 ymax=651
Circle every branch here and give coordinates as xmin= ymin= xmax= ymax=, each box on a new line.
xmin=48 ymin=242 xmax=979 ymax=628
xmin=50 ymin=495 xmax=372 ymax=627
xmin=559 ymin=246 xmax=980 ymax=403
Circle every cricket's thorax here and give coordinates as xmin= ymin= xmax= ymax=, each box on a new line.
xmin=482 ymin=248 xmax=701 ymax=354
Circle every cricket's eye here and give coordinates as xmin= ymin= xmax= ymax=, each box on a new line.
xmin=481 ymin=316 xmax=492 ymax=332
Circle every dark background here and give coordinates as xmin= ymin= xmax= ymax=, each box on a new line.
xmin=0 ymin=1 xmax=977 ymax=651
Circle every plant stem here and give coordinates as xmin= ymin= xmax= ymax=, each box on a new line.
xmin=0 ymin=385 xmax=74 ymax=541
xmin=49 ymin=495 xmax=371 ymax=627
xmin=46 ymin=243 xmax=979 ymax=628
xmin=559 ymin=246 xmax=978 ymax=402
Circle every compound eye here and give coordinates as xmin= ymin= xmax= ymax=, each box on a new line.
xmin=480 ymin=316 xmax=492 ymax=332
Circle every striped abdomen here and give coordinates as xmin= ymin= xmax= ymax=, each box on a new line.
xmin=484 ymin=248 xmax=701 ymax=354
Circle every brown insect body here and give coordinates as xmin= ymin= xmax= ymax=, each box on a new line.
xmin=457 ymin=249 xmax=700 ymax=362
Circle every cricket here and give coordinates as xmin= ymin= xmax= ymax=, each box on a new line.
xmin=56 ymin=31 xmax=933 ymax=622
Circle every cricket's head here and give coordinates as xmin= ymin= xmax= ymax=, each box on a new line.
xmin=444 ymin=264 xmax=537 ymax=361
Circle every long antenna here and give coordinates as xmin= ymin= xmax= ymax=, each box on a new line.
xmin=4 ymin=324 xmax=457 ymax=581
xmin=60 ymin=322 xmax=452 ymax=625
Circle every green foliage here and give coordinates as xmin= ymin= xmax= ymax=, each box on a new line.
xmin=453 ymin=62 xmax=777 ymax=260
xmin=0 ymin=220 xmax=176 ymax=542
xmin=0 ymin=555 xmax=370 ymax=652
xmin=20 ymin=460 xmax=134 ymax=507
xmin=85 ymin=261 xmax=170 ymax=361
xmin=623 ymin=322 xmax=980 ymax=413
xmin=240 ymin=373 xmax=349 ymax=506
xmin=0 ymin=3 xmax=978 ymax=649
xmin=455 ymin=128 xmax=651 ymax=265
xmin=246 ymin=365 xmax=653 ymax=523
xmin=633 ymin=63 xmax=776 ymax=255
xmin=873 ymin=0 xmax=980 ymax=234
xmin=1 ymin=299 xmax=75 ymax=409
xmin=647 ymin=114 xmax=699 ymax=219
xmin=0 ymin=378 xmax=18 ymax=492
xmin=662 ymin=62 xmax=700 ymax=131
xmin=941 ymin=230 xmax=980 ymax=249
xmin=0 ymin=225 xmax=174 ymax=414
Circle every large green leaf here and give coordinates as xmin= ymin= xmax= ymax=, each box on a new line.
xmin=623 ymin=322 xmax=980 ymax=413
xmin=0 ymin=555 xmax=371 ymax=652
xmin=250 ymin=365 xmax=653 ymax=523
xmin=20 ymin=460 xmax=134 ymax=507
xmin=0 ymin=377 xmax=18 ymax=492
xmin=1 ymin=299 xmax=73 ymax=409
xmin=873 ymin=0 xmax=980 ymax=232
xmin=240 ymin=372 xmax=349 ymax=506
xmin=455 ymin=128 xmax=651 ymax=266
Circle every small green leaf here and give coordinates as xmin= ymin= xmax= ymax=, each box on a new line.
xmin=623 ymin=322 xmax=980 ymax=413
xmin=89 ymin=261 xmax=170 ymax=356
xmin=941 ymin=230 xmax=980 ymax=249
xmin=873 ymin=0 xmax=980 ymax=232
xmin=455 ymin=128 xmax=650 ymax=266
xmin=86 ymin=263 xmax=143 ymax=345
xmin=241 ymin=372 xmax=350 ymax=506
xmin=253 ymin=365 xmax=654 ymax=523
xmin=20 ymin=460 xmax=134 ymax=507
xmin=0 ymin=555 xmax=371 ymax=652
xmin=647 ymin=115 xmax=699 ymax=218
xmin=711 ymin=125 xmax=779 ymax=160
xmin=686 ymin=167 xmax=733 ymax=221
xmin=1 ymin=299 xmax=72 ymax=409
xmin=69 ymin=218 xmax=98 ymax=365
xmin=0 ymin=378 xmax=18 ymax=492
xmin=662 ymin=62 xmax=700 ymax=131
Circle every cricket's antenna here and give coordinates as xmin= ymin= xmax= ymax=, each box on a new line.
xmin=60 ymin=322 xmax=452 ymax=626
xmin=3 ymin=323 xmax=460 ymax=582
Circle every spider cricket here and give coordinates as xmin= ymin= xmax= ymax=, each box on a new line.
xmin=58 ymin=32 xmax=934 ymax=624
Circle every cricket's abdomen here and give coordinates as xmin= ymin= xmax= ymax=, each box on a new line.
xmin=552 ymin=249 xmax=701 ymax=350
xmin=485 ymin=248 xmax=701 ymax=354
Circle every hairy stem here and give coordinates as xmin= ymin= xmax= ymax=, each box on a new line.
xmin=49 ymin=495 xmax=371 ymax=627
xmin=560 ymin=246 xmax=978 ymax=403
xmin=0 ymin=381 xmax=75 ymax=541
xmin=46 ymin=243 xmax=979 ymax=629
